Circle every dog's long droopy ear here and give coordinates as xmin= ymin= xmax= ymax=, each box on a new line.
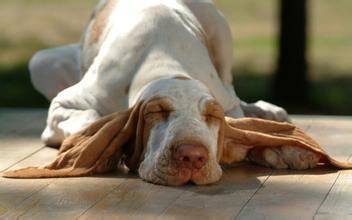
xmin=221 ymin=117 xmax=352 ymax=168
xmin=3 ymin=102 xmax=145 ymax=178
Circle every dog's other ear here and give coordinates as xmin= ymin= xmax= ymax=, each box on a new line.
xmin=3 ymin=102 xmax=145 ymax=178
xmin=221 ymin=117 xmax=352 ymax=168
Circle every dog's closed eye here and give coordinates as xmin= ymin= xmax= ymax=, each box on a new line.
xmin=143 ymin=98 xmax=174 ymax=121
xmin=202 ymin=101 xmax=224 ymax=125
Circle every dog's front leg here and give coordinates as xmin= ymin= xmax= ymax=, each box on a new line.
xmin=248 ymin=146 xmax=320 ymax=170
xmin=41 ymin=92 xmax=101 ymax=147
xmin=240 ymin=100 xmax=290 ymax=122
xmin=41 ymin=7 xmax=146 ymax=147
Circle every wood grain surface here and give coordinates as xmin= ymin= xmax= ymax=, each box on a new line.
xmin=0 ymin=110 xmax=351 ymax=220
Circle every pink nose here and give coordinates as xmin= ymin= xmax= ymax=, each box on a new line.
xmin=175 ymin=144 xmax=208 ymax=169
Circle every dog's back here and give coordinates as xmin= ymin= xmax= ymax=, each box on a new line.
xmin=81 ymin=0 xmax=200 ymax=72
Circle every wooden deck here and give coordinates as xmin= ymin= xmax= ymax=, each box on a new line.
xmin=0 ymin=109 xmax=352 ymax=220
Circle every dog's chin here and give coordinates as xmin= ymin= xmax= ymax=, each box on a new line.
xmin=139 ymin=163 xmax=223 ymax=186
xmin=189 ymin=163 xmax=223 ymax=185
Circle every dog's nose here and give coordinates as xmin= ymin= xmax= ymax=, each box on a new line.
xmin=175 ymin=144 xmax=208 ymax=169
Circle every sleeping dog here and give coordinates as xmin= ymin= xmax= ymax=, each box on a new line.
xmin=26 ymin=0 xmax=320 ymax=185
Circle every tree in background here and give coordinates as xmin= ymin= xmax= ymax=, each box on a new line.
xmin=273 ymin=0 xmax=309 ymax=104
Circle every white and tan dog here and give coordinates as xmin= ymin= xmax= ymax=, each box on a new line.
xmin=29 ymin=0 xmax=319 ymax=185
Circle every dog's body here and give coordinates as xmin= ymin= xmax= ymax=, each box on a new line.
xmin=29 ymin=0 xmax=319 ymax=185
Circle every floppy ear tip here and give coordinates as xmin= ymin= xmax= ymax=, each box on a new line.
xmin=2 ymin=169 xmax=26 ymax=178
xmin=2 ymin=171 xmax=13 ymax=178
xmin=2 ymin=167 xmax=43 ymax=179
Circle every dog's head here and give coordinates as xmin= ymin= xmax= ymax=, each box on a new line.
xmin=135 ymin=78 xmax=225 ymax=185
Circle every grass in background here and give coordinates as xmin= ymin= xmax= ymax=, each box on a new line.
xmin=0 ymin=0 xmax=96 ymax=68
xmin=0 ymin=0 xmax=351 ymax=114
xmin=0 ymin=0 xmax=96 ymax=108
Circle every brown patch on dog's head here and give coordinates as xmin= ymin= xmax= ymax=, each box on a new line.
xmin=89 ymin=0 xmax=118 ymax=45
xmin=202 ymin=100 xmax=224 ymax=127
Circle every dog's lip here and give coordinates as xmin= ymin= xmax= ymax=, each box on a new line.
xmin=177 ymin=168 xmax=192 ymax=183
xmin=177 ymin=167 xmax=204 ymax=184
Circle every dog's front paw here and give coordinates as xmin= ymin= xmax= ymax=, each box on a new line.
xmin=249 ymin=146 xmax=320 ymax=170
xmin=241 ymin=100 xmax=290 ymax=122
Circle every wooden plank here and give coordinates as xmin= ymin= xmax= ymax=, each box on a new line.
xmin=0 ymin=109 xmax=51 ymax=217
xmin=8 ymin=176 xmax=126 ymax=220
xmin=315 ymin=171 xmax=352 ymax=218
xmin=79 ymin=170 xmax=254 ymax=220
xmin=1 ymin=146 xmax=127 ymax=219
xmin=78 ymin=177 xmax=179 ymax=220
xmin=0 ymin=110 xmax=128 ymax=219
xmin=156 ymin=165 xmax=272 ymax=220
xmin=0 ymin=147 xmax=57 ymax=218
xmin=0 ymin=109 xmax=46 ymax=171
xmin=234 ymin=169 xmax=338 ymax=220
xmin=314 ymin=214 xmax=352 ymax=220
xmin=233 ymin=116 xmax=352 ymax=220
xmin=1 ymin=147 xmax=126 ymax=219
xmin=79 ymin=165 xmax=272 ymax=220
xmin=0 ymin=138 xmax=43 ymax=172
xmin=1 ymin=111 xmax=352 ymax=219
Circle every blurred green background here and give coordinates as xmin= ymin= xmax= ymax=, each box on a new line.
xmin=0 ymin=0 xmax=351 ymax=115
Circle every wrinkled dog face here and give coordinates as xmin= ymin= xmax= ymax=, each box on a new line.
xmin=137 ymin=78 xmax=224 ymax=185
